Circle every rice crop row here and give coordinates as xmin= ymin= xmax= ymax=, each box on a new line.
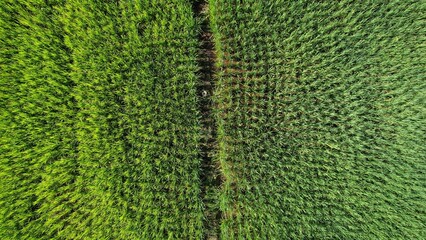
xmin=210 ymin=0 xmax=426 ymax=239
xmin=0 ymin=1 xmax=203 ymax=239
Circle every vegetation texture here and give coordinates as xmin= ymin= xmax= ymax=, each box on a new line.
xmin=0 ymin=0 xmax=203 ymax=239
xmin=1 ymin=0 xmax=425 ymax=239
xmin=210 ymin=0 xmax=426 ymax=239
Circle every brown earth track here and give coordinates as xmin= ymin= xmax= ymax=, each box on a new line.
xmin=193 ymin=1 xmax=222 ymax=239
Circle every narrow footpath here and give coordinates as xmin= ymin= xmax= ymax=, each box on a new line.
xmin=193 ymin=1 xmax=222 ymax=239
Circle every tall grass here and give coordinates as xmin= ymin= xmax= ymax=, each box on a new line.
xmin=0 ymin=1 xmax=203 ymax=239
xmin=1 ymin=0 xmax=425 ymax=239
xmin=210 ymin=0 xmax=426 ymax=239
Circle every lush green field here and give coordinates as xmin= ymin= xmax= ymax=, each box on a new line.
xmin=210 ymin=0 xmax=426 ymax=239
xmin=1 ymin=0 xmax=425 ymax=239
xmin=0 ymin=1 xmax=203 ymax=239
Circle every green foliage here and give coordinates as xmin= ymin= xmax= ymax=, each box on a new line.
xmin=1 ymin=0 xmax=425 ymax=239
xmin=210 ymin=0 xmax=426 ymax=239
xmin=0 ymin=0 xmax=203 ymax=239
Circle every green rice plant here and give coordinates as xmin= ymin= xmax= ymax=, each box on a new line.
xmin=0 ymin=1 xmax=78 ymax=238
xmin=210 ymin=0 xmax=426 ymax=239
xmin=1 ymin=0 xmax=425 ymax=239
xmin=0 ymin=1 xmax=203 ymax=239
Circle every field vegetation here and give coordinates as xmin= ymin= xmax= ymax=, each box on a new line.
xmin=210 ymin=0 xmax=426 ymax=238
xmin=0 ymin=1 xmax=203 ymax=239
xmin=1 ymin=0 xmax=425 ymax=239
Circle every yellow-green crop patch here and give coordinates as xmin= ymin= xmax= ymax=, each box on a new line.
xmin=0 ymin=1 xmax=203 ymax=239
